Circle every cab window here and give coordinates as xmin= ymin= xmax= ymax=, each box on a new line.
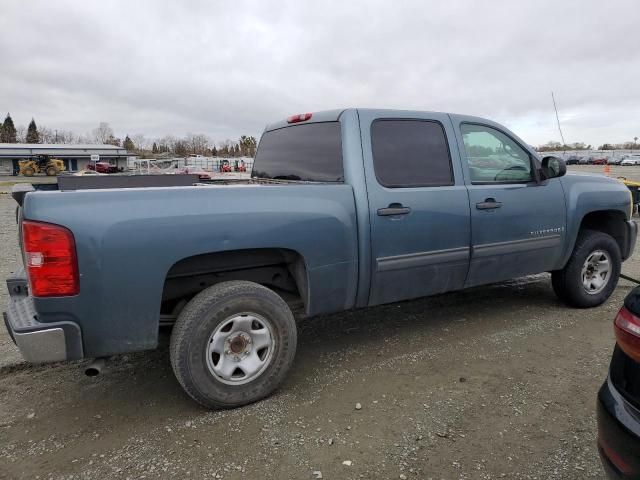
xmin=371 ymin=119 xmax=453 ymax=187
xmin=460 ymin=124 xmax=533 ymax=183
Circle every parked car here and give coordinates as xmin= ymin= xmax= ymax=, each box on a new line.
xmin=622 ymin=155 xmax=640 ymax=166
xmin=87 ymin=161 xmax=119 ymax=174
xmin=593 ymin=157 xmax=609 ymax=165
xmin=565 ymin=155 xmax=582 ymax=165
xmin=4 ymin=108 xmax=637 ymax=408
xmin=598 ymin=288 xmax=640 ymax=478
xmin=580 ymin=156 xmax=594 ymax=164
xmin=609 ymin=156 xmax=624 ymax=165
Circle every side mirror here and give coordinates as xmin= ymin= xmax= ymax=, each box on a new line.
xmin=541 ymin=156 xmax=566 ymax=180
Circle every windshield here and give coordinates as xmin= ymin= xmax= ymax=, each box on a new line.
xmin=252 ymin=122 xmax=344 ymax=182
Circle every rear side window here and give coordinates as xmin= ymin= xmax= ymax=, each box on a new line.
xmin=371 ymin=120 xmax=453 ymax=187
xmin=252 ymin=122 xmax=343 ymax=182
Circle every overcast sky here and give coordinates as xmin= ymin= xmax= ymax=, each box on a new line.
xmin=1 ymin=0 xmax=638 ymax=147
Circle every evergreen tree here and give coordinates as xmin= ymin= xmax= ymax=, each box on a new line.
xmin=239 ymin=135 xmax=258 ymax=157
xmin=1 ymin=113 xmax=17 ymax=143
xmin=26 ymin=118 xmax=40 ymax=143
xmin=234 ymin=144 xmax=240 ymax=156
xmin=212 ymin=146 xmax=218 ymax=156
xmin=152 ymin=142 xmax=158 ymax=154
xmin=123 ymin=135 xmax=135 ymax=151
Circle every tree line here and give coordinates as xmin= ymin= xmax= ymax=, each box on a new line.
xmin=0 ymin=114 xmax=259 ymax=158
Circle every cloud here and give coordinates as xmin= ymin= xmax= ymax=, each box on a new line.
xmin=0 ymin=0 xmax=638 ymax=146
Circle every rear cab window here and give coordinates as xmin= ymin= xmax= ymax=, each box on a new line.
xmin=252 ymin=122 xmax=344 ymax=182
xmin=370 ymin=119 xmax=453 ymax=187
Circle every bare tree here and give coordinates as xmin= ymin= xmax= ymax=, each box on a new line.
xmin=132 ymin=134 xmax=148 ymax=150
xmin=38 ymin=126 xmax=55 ymax=143
xmin=92 ymin=122 xmax=114 ymax=144
xmin=58 ymin=130 xmax=79 ymax=144
xmin=158 ymin=135 xmax=177 ymax=153
xmin=15 ymin=125 xmax=26 ymax=143
xmin=186 ymin=133 xmax=210 ymax=155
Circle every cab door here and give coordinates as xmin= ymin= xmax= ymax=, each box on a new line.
xmin=451 ymin=118 xmax=567 ymax=287
xmin=359 ymin=110 xmax=471 ymax=306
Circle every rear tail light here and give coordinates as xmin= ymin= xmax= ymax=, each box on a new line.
xmin=287 ymin=113 xmax=312 ymax=123
xmin=22 ymin=220 xmax=79 ymax=297
xmin=614 ymin=306 xmax=640 ymax=362
xmin=598 ymin=438 xmax=634 ymax=476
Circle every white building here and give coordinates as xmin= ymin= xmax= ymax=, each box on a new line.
xmin=0 ymin=143 xmax=133 ymax=175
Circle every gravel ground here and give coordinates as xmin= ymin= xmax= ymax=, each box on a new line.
xmin=0 ymin=167 xmax=638 ymax=479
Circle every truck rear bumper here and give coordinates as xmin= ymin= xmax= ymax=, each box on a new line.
xmin=3 ymin=268 xmax=83 ymax=363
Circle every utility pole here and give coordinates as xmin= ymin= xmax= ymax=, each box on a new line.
xmin=551 ymin=91 xmax=566 ymax=148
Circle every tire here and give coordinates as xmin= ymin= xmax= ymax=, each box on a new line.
xmin=170 ymin=280 xmax=297 ymax=408
xmin=552 ymin=229 xmax=621 ymax=308
xmin=22 ymin=167 xmax=35 ymax=177
xmin=45 ymin=166 xmax=57 ymax=176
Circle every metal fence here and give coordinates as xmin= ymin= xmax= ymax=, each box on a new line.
xmin=128 ymin=156 xmax=254 ymax=173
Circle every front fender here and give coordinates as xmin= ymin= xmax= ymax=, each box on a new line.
xmin=558 ymin=173 xmax=632 ymax=267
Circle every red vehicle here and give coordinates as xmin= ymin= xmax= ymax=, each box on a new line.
xmin=592 ymin=157 xmax=608 ymax=165
xmin=220 ymin=160 xmax=232 ymax=173
xmin=87 ymin=161 xmax=119 ymax=173
xmin=234 ymin=160 xmax=247 ymax=172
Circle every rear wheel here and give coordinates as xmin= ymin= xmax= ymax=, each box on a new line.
xmin=552 ymin=229 xmax=621 ymax=308
xmin=45 ymin=166 xmax=58 ymax=176
xmin=170 ymin=281 xmax=297 ymax=408
xmin=22 ymin=166 xmax=35 ymax=176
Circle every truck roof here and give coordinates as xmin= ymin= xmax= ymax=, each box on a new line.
xmin=264 ymin=109 xmax=347 ymax=132
xmin=263 ymin=108 xmax=493 ymax=132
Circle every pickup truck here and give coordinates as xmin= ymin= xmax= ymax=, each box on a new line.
xmin=4 ymin=108 xmax=637 ymax=408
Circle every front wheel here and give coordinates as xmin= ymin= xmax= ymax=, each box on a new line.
xmin=552 ymin=229 xmax=621 ymax=308
xmin=170 ymin=281 xmax=297 ymax=408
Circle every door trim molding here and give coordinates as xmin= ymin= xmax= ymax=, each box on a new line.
xmin=376 ymin=246 xmax=470 ymax=272
xmin=472 ymin=234 xmax=561 ymax=258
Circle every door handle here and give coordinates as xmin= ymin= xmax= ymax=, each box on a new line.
xmin=476 ymin=198 xmax=502 ymax=210
xmin=377 ymin=203 xmax=411 ymax=216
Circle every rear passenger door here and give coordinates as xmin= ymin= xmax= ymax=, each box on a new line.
xmin=359 ymin=110 xmax=471 ymax=306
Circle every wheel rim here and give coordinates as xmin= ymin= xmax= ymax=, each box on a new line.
xmin=581 ymin=250 xmax=612 ymax=295
xmin=205 ymin=312 xmax=275 ymax=385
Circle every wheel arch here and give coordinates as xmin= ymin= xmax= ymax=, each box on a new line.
xmin=578 ymin=210 xmax=628 ymax=256
xmin=560 ymin=209 xmax=629 ymax=269
xmin=161 ymin=248 xmax=310 ymax=321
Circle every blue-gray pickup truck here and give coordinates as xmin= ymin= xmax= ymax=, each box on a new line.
xmin=4 ymin=108 xmax=637 ymax=408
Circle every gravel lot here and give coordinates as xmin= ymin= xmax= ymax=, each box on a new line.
xmin=0 ymin=166 xmax=638 ymax=479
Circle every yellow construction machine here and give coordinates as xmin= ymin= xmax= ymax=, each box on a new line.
xmin=18 ymin=155 xmax=66 ymax=176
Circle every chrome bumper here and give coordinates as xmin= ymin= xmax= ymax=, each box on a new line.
xmin=3 ymin=268 xmax=83 ymax=363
